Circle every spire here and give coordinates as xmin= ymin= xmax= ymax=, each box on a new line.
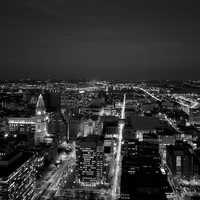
xmin=36 ymin=94 xmax=46 ymax=115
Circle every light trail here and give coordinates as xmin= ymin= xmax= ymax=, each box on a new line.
xmin=33 ymin=149 xmax=76 ymax=200
xmin=133 ymin=86 xmax=161 ymax=102
xmin=111 ymin=94 xmax=126 ymax=200
xmin=134 ymin=86 xmax=199 ymax=110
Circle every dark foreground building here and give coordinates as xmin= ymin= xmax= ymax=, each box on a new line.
xmin=0 ymin=151 xmax=36 ymax=200
xmin=121 ymin=140 xmax=171 ymax=200
xmin=166 ymin=141 xmax=197 ymax=177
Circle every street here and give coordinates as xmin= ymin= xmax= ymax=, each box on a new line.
xmin=33 ymin=146 xmax=76 ymax=200
xmin=111 ymin=94 xmax=126 ymax=200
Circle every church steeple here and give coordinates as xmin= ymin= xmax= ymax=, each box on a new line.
xmin=36 ymin=94 xmax=46 ymax=115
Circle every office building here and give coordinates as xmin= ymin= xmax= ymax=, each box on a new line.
xmin=166 ymin=141 xmax=194 ymax=177
xmin=0 ymin=151 xmax=37 ymax=200
xmin=76 ymin=135 xmax=105 ymax=187
xmin=121 ymin=141 xmax=170 ymax=200
xmin=8 ymin=94 xmax=51 ymax=146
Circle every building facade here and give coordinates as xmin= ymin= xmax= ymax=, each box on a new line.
xmin=76 ymin=135 xmax=105 ymax=187
xmin=0 ymin=152 xmax=37 ymax=200
xmin=8 ymin=94 xmax=51 ymax=146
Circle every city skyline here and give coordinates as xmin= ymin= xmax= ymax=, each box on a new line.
xmin=1 ymin=1 xmax=200 ymax=199
xmin=1 ymin=0 xmax=200 ymax=80
xmin=1 ymin=80 xmax=200 ymax=199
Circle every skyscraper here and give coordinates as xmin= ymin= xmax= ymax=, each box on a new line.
xmin=76 ymin=135 xmax=105 ymax=187
xmin=8 ymin=94 xmax=51 ymax=146
xmin=34 ymin=94 xmax=50 ymax=145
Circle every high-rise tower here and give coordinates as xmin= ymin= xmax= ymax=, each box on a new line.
xmin=76 ymin=135 xmax=105 ymax=187
xmin=34 ymin=94 xmax=49 ymax=145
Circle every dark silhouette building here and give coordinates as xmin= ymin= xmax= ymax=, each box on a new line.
xmin=166 ymin=141 xmax=194 ymax=177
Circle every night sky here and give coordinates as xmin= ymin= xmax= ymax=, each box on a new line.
xmin=1 ymin=0 xmax=200 ymax=80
